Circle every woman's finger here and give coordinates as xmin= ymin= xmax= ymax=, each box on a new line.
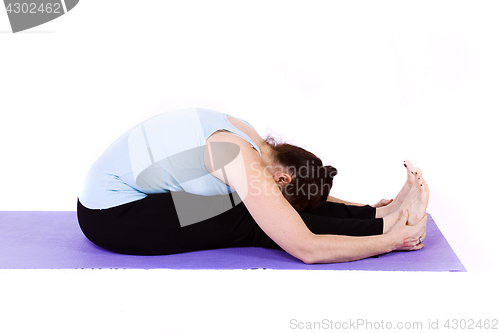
xmin=411 ymin=243 xmax=425 ymax=251
xmin=381 ymin=199 xmax=393 ymax=206
xmin=373 ymin=199 xmax=393 ymax=208
xmin=418 ymin=213 xmax=428 ymax=224
xmin=420 ymin=224 xmax=427 ymax=240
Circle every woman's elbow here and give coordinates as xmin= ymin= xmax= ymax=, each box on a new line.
xmin=288 ymin=249 xmax=316 ymax=265
xmin=299 ymin=253 xmax=317 ymax=265
xmin=291 ymin=238 xmax=320 ymax=265
xmin=291 ymin=235 xmax=344 ymax=265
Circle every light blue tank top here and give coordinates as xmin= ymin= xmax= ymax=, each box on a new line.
xmin=79 ymin=108 xmax=262 ymax=209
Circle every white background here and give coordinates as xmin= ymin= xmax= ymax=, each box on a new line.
xmin=1 ymin=1 xmax=499 ymax=332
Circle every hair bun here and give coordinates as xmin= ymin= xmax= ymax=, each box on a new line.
xmin=323 ymin=165 xmax=338 ymax=179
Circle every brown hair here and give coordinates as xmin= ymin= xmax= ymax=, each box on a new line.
xmin=265 ymin=135 xmax=337 ymax=211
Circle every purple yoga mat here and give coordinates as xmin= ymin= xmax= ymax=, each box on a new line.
xmin=0 ymin=211 xmax=465 ymax=271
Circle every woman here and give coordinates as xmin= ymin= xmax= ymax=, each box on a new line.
xmin=77 ymin=108 xmax=428 ymax=264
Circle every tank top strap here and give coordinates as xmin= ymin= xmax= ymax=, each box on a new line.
xmin=197 ymin=109 xmax=262 ymax=157
xmin=221 ymin=114 xmax=262 ymax=157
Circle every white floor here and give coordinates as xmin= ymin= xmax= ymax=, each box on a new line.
xmin=1 ymin=269 xmax=498 ymax=332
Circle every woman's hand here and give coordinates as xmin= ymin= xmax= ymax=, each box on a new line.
xmin=372 ymin=199 xmax=393 ymax=208
xmin=389 ymin=210 xmax=427 ymax=251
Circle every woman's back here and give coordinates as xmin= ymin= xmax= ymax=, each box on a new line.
xmin=78 ymin=108 xmax=262 ymax=209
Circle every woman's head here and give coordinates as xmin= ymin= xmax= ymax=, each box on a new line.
xmin=264 ymin=135 xmax=337 ymax=211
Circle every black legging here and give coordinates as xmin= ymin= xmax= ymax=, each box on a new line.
xmin=77 ymin=192 xmax=383 ymax=255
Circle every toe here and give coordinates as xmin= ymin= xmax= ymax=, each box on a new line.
xmin=414 ymin=167 xmax=423 ymax=178
xmin=405 ymin=161 xmax=418 ymax=175
xmin=404 ymin=160 xmax=414 ymax=170
xmin=420 ymin=179 xmax=428 ymax=192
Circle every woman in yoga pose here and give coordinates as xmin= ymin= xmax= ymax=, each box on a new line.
xmin=77 ymin=108 xmax=428 ymax=264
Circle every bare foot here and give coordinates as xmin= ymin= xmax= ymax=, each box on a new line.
xmin=405 ymin=169 xmax=429 ymax=226
xmin=406 ymin=171 xmax=429 ymax=241
xmin=376 ymin=160 xmax=417 ymax=218
xmin=392 ymin=160 xmax=417 ymax=209
xmin=381 ymin=167 xmax=429 ymax=237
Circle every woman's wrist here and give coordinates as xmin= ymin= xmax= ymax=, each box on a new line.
xmin=382 ymin=232 xmax=398 ymax=253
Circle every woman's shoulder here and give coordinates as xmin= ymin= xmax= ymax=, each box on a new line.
xmin=204 ymin=131 xmax=262 ymax=170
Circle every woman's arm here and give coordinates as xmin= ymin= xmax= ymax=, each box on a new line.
xmin=206 ymin=134 xmax=425 ymax=264
xmin=305 ymin=210 xmax=425 ymax=263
